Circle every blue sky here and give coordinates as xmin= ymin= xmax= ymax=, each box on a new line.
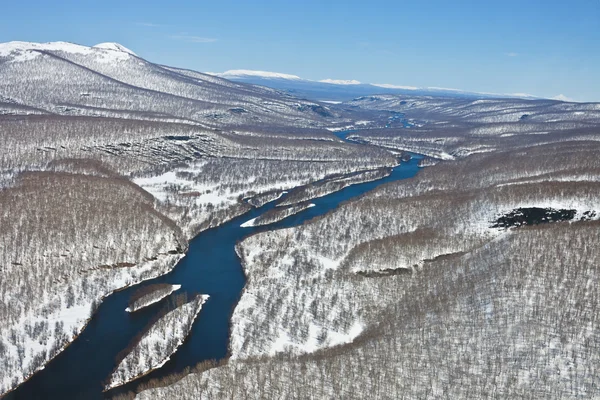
xmin=1 ymin=0 xmax=599 ymax=101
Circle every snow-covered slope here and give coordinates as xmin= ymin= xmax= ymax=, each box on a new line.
xmin=0 ymin=41 xmax=338 ymax=129
xmin=319 ymin=79 xmax=361 ymax=85
xmin=0 ymin=171 xmax=187 ymax=396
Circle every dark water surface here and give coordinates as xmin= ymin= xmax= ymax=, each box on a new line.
xmin=7 ymin=138 xmax=422 ymax=400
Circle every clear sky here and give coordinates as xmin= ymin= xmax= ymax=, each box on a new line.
xmin=1 ymin=0 xmax=599 ymax=101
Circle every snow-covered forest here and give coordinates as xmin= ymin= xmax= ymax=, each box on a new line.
xmin=277 ymin=167 xmax=391 ymax=207
xmin=0 ymin=169 xmax=186 ymax=394
xmin=0 ymin=41 xmax=396 ymax=396
xmin=135 ymin=219 xmax=600 ymax=399
xmin=2 ymin=40 xmax=600 ymax=399
xmin=345 ymin=95 xmax=600 ymax=160
xmin=131 ymin=99 xmax=600 ymax=399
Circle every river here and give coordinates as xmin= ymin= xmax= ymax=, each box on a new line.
xmin=6 ymin=134 xmax=422 ymax=400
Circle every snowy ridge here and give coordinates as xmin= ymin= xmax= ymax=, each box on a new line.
xmin=0 ymin=41 xmax=90 ymax=56
xmin=209 ymin=69 xmax=303 ymax=80
xmin=209 ymin=69 xmax=547 ymax=100
xmin=372 ymin=83 xmax=419 ymax=90
xmin=319 ymin=79 xmax=361 ymax=85
xmin=0 ymin=41 xmax=134 ymax=64
xmin=0 ymin=40 xmax=340 ymax=130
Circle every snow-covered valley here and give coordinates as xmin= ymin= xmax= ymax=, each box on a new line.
xmin=2 ymin=39 xmax=600 ymax=400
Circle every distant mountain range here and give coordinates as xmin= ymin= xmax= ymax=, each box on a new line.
xmin=206 ymin=69 xmax=540 ymax=102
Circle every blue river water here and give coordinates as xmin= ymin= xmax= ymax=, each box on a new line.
xmin=6 ymin=138 xmax=422 ymax=400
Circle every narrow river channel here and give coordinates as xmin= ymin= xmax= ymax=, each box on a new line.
xmin=7 ymin=135 xmax=422 ymax=400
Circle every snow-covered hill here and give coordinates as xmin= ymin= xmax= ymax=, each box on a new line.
xmin=0 ymin=41 xmax=339 ymax=130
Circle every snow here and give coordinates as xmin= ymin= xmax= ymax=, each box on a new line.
xmin=552 ymin=94 xmax=574 ymax=102
xmin=210 ymin=70 xmax=303 ymax=80
xmin=0 ymin=41 xmax=91 ymax=57
xmin=240 ymin=204 xmax=315 ymax=228
xmin=326 ymin=125 xmax=356 ymax=132
xmin=240 ymin=217 xmax=258 ymax=228
xmin=0 ymin=41 xmax=134 ymax=63
xmin=92 ymin=42 xmax=138 ymax=56
xmin=267 ymin=191 xmax=287 ymax=202
xmin=133 ymin=169 xmax=229 ymax=206
xmin=268 ymin=320 xmax=364 ymax=355
xmin=319 ymin=79 xmax=361 ymax=85
xmin=314 ymin=255 xmax=339 ymax=270
xmin=372 ymin=83 xmax=419 ymax=90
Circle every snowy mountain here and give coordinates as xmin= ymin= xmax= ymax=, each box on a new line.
xmin=210 ymin=69 xmax=303 ymax=81
xmin=207 ymin=69 xmax=539 ymax=102
xmin=318 ymin=79 xmax=362 ymax=85
xmin=0 ymin=41 xmax=341 ymax=130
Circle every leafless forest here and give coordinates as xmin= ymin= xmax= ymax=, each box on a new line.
xmin=133 ymin=98 xmax=600 ymax=399
xmin=0 ymin=41 xmax=394 ymax=395
xmin=1 ymin=41 xmax=600 ymax=399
